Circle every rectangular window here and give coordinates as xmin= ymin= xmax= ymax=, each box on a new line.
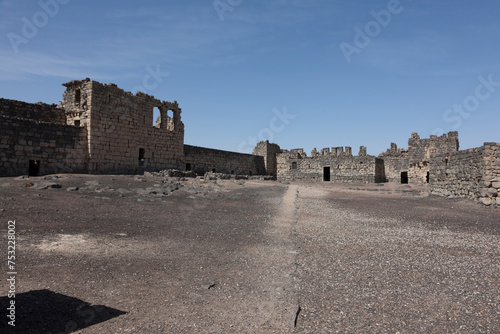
xmin=75 ymin=89 xmax=81 ymax=105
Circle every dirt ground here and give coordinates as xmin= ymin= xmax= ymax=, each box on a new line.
xmin=0 ymin=174 xmax=498 ymax=333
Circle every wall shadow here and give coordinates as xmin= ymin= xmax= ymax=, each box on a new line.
xmin=0 ymin=289 xmax=126 ymax=333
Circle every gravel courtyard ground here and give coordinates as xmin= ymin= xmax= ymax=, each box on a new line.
xmin=0 ymin=174 xmax=498 ymax=333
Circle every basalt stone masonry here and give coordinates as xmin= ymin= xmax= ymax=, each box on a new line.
xmin=184 ymin=145 xmax=265 ymax=176
xmin=0 ymin=79 xmax=498 ymax=205
xmin=430 ymin=143 xmax=500 ymax=206
xmin=276 ymin=146 xmax=385 ymax=183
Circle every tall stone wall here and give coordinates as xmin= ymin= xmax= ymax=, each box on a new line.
xmin=252 ymin=141 xmax=282 ymax=176
xmin=61 ymin=79 xmax=184 ymax=174
xmin=0 ymin=98 xmax=66 ymax=124
xmin=429 ymin=143 xmax=500 ymax=206
xmin=184 ymin=145 xmax=265 ymax=175
xmin=0 ymin=116 xmax=88 ymax=176
xmin=277 ymin=151 xmax=383 ymax=183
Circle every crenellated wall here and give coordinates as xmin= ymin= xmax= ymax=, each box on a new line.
xmin=276 ymin=148 xmax=384 ymax=183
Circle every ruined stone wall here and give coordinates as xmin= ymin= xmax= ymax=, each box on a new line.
xmin=429 ymin=143 xmax=500 ymax=206
xmin=184 ymin=145 xmax=265 ymax=175
xmin=0 ymin=116 xmax=88 ymax=176
xmin=61 ymin=79 xmax=184 ymax=174
xmin=0 ymin=98 xmax=66 ymax=124
xmin=277 ymin=151 xmax=383 ymax=183
xmin=380 ymin=131 xmax=459 ymax=184
xmin=252 ymin=141 xmax=282 ymax=176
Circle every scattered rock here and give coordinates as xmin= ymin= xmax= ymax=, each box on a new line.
xmin=202 ymin=281 xmax=216 ymax=290
xmin=32 ymin=181 xmax=62 ymax=190
xmin=66 ymin=187 xmax=79 ymax=192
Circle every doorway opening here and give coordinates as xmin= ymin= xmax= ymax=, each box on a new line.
xmin=426 ymin=172 xmax=430 ymax=183
xmin=29 ymin=160 xmax=40 ymax=176
xmin=323 ymin=167 xmax=331 ymax=182
xmin=138 ymin=148 xmax=145 ymax=166
xmin=186 ymin=163 xmax=192 ymax=171
xmin=401 ymin=171 xmax=408 ymax=184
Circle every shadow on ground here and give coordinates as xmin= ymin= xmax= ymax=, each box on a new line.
xmin=0 ymin=289 xmax=126 ymax=333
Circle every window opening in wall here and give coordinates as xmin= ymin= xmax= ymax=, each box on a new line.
xmin=138 ymin=148 xmax=145 ymax=166
xmin=29 ymin=160 xmax=40 ymax=177
xmin=291 ymin=162 xmax=297 ymax=170
xmin=231 ymin=170 xmax=235 ymax=174
xmin=249 ymin=171 xmax=252 ymax=176
xmin=186 ymin=163 xmax=192 ymax=171
xmin=445 ymin=158 xmax=449 ymax=166
xmin=323 ymin=167 xmax=331 ymax=181
xmin=212 ymin=169 xmax=216 ymax=173
xmin=74 ymin=120 xmax=80 ymax=127
xmin=153 ymin=107 xmax=160 ymax=127
xmin=75 ymin=89 xmax=81 ymax=105
xmin=426 ymin=172 xmax=430 ymax=183
xmin=401 ymin=171 xmax=408 ymax=184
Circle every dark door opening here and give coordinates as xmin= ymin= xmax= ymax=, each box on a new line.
xmin=323 ymin=167 xmax=331 ymax=182
xmin=186 ymin=163 xmax=192 ymax=171
xmin=29 ymin=160 xmax=40 ymax=176
xmin=138 ymin=148 xmax=145 ymax=166
xmin=426 ymin=172 xmax=430 ymax=183
xmin=401 ymin=171 xmax=408 ymax=184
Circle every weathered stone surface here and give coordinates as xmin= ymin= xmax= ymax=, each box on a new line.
xmin=32 ymin=181 xmax=62 ymax=190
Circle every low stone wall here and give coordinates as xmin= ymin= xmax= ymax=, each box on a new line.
xmin=184 ymin=145 xmax=266 ymax=175
xmin=429 ymin=143 xmax=500 ymax=206
xmin=277 ymin=153 xmax=384 ymax=183
xmin=0 ymin=98 xmax=66 ymax=124
xmin=0 ymin=116 xmax=88 ymax=176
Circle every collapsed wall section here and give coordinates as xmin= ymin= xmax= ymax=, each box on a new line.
xmin=0 ymin=116 xmax=88 ymax=176
xmin=184 ymin=145 xmax=265 ymax=175
xmin=429 ymin=143 xmax=500 ymax=206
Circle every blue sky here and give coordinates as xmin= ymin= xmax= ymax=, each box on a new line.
xmin=1 ymin=0 xmax=499 ymax=155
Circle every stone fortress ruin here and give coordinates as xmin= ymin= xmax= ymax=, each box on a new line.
xmin=1 ymin=79 xmax=499 ymax=206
